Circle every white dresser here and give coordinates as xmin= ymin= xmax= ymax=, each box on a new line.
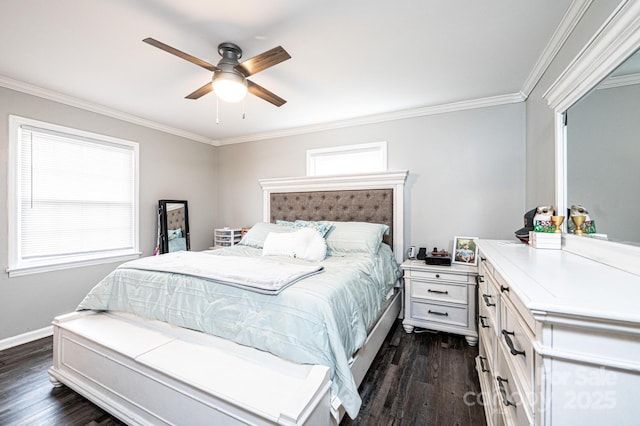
xmin=476 ymin=239 xmax=640 ymax=426
xmin=401 ymin=260 xmax=478 ymax=346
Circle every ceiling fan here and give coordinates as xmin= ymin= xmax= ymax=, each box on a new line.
xmin=143 ymin=37 xmax=291 ymax=106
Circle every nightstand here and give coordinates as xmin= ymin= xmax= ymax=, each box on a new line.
xmin=401 ymin=260 xmax=478 ymax=346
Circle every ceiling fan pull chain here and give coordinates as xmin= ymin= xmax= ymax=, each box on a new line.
xmin=216 ymin=95 xmax=220 ymax=124
xmin=242 ymin=97 xmax=246 ymax=120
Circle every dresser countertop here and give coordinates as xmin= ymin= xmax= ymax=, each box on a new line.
xmin=477 ymin=239 xmax=640 ymax=325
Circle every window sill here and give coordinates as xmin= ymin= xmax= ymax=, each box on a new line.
xmin=6 ymin=251 xmax=142 ymax=277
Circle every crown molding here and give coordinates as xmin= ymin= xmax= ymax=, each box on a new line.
xmin=521 ymin=0 xmax=593 ymax=97
xmin=597 ymin=71 xmax=640 ymax=89
xmin=0 ymin=75 xmax=214 ymax=145
xmin=544 ymin=0 xmax=640 ymax=112
xmin=1 ymin=76 xmax=525 ymax=147
xmin=216 ymin=92 xmax=526 ymax=145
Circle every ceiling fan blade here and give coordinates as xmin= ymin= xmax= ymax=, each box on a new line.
xmin=143 ymin=37 xmax=220 ymax=72
xmin=185 ymin=82 xmax=213 ymax=99
xmin=247 ymin=80 xmax=286 ymax=107
xmin=235 ymin=46 xmax=291 ymax=77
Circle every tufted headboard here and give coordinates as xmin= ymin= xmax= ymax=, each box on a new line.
xmin=269 ymin=189 xmax=394 ymax=247
xmin=167 ymin=207 xmax=185 ymax=231
xmin=259 ymin=171 xmax=408 ymax=263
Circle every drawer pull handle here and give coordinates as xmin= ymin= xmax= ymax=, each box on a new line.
xmin=479 ymin=356 xmax=489 ymax=373
xmin=496 ymin=376 xmax=516 ymax=406
xmin=428 ymin=310 xmax=448 ymax=317
xmin=500 ymin=285 xmax=509 ymax=293
xmin=428 ymin=289 xmax=449 ymax=295
xmin=479 ymin=316 xmax=490 ymax=328
xmin=435 ymin=274 xmax=440 ymax=278
xmin=480 ymin=256 xmax=487 ymax=262
xmin=482 ymin=294 xmax=495 ymax=307
xmin=502 ymin=330 xmax=526 ymax=357
xmin=477 ymin=275 xmax=485 ymax=283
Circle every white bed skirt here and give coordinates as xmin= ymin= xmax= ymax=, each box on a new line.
xmin=49 ymin=290 xmax=402 ymax=425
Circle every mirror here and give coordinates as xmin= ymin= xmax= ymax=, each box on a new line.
xmin=566 ymin=48 xmax=640 ymax=245
xmin=158 ymin=200 xmax=190 ymax=254
xmin=544 ymin=4 xmax=640 ymax=275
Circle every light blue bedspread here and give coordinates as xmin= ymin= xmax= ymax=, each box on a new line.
xmin=77 ymin=244 xmax=401 ymax=418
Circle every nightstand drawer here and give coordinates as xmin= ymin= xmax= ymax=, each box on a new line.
xmin=410 ymin=301 xmax=468 ymax=327
xmin=406 ymin=269 xmax=471 ymax=283
xmin=410 ymin=280 xmax=467 ymax=304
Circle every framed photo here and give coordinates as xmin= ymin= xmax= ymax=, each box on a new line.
xmin=453 ymin=236 xmax=479 ymax=266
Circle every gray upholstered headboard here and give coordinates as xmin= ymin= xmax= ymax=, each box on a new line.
xmin=269 ymin=189 xmax=393 ymax=247
xmin=259 ymin=171 xmax=408 ymax=263
xmin=167 ymin=207 xmax=185 ymax=231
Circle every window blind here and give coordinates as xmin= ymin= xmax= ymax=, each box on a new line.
xmin=8 ymin=116 xmax=139 ymax=275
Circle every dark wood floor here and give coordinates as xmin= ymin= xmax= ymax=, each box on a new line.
xmin=342 ymin=322 xmax=486 ymax=426
xmin=0 ymin=320 xmax=485 ymax=426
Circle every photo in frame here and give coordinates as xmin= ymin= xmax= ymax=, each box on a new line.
xmin=453 ymin=236 xmax=478 ymax=266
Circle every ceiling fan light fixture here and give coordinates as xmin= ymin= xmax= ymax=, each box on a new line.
xmin=143 ymin=38 xmax=289 ymax=106
xmin=212 ymin=71 xmax=247 ymax=103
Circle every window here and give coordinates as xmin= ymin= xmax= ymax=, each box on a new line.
xmin=7 ymin=115 xmax=139 ymax=277
xmin=306 ymin=141 xmax=387 ymax=176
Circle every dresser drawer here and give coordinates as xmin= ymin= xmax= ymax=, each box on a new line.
xmin=478 ymin=338 xmax=491 ymax=376
xmin=491 ymin=267 xmax=536 ymax=333
xmin=478 ymin=305 xmax=496 ymax=336
xmin=476 ymin=342 xmax=504 ymax=426
xmin=500 ymin=297 xmax=534 ymax=407
xmin=410 ymin=280 xmax=467 ymax=304
xmin=478 ymin=328 xmax=496 ymax=372
xmin=407 ymin=268 xmax=471 ymax=284
xmin=496 ymin=347 xmax=533 ymax=426
xmin=409 ymin=300 xmax=468 ymax=327
xmin=479 ymin=273 xmax=499 ymax=321
xmin=478 ymin=251 xmax=494 ymax=278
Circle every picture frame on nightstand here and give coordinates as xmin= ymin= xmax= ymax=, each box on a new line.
xmin=453 ymin=236 xmax=478 ymax=266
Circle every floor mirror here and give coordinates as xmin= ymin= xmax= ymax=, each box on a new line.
xmin=157 ymin=200 xmax=190 ymax=254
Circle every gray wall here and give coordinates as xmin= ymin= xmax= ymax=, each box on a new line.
xmin=3 ymin=1 xmax=624 ymax=343
xmin=217 ymin=103 xmax=526 ymax=254
xmin=567 ymin=84 xmax=640 ymax=243
xmin=0 ymin=87 xmax=217 ymax=340
xmin=524 ymin=0 xmax=622 ymax=208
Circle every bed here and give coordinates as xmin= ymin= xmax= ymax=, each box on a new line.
xmin=48 ymin=171 xmax=408 ymax=425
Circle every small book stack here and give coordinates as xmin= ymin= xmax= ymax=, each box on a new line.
xmin=529 ymin=231 xmax=561 ymax=249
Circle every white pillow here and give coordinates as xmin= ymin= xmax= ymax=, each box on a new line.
xmin=263 ymin=228 xmax=327 ymax=262
xmin=238 ymin=222 xmax=292 ymax=249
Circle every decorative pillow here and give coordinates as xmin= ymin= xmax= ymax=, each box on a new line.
xmin=238 ymin=222 xmax=292 ymax=249
xmin=168 ymin=228 xmax=182 ymax=240
xmin=276 ymin=219 xmax=333 ymax=238
xmin=325 ymin=221 xmax=389 ymax=256
xmin=263 ymin=227 xmax=327 ymax=262
xmin=276 ymin=219 xmax=294 ymax=226
xmin=294 ymin=220 xmax=333 ymax=238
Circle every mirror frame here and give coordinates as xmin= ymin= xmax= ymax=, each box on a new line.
xmin=158 ymin=199 xmax=190 ymax=254
xmin=544 ymin=0 xmax=640 ymax=275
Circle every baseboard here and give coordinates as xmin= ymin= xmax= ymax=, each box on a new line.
xmin=0 ymin=325 xmax=53 ymax=351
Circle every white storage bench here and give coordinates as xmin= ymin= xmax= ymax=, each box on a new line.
xmin=49 ymin=311 xmax=331 ymax=426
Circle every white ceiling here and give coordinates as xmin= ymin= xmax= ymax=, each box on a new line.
xmin=0 ymin=0 xmax=573 ymax=144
